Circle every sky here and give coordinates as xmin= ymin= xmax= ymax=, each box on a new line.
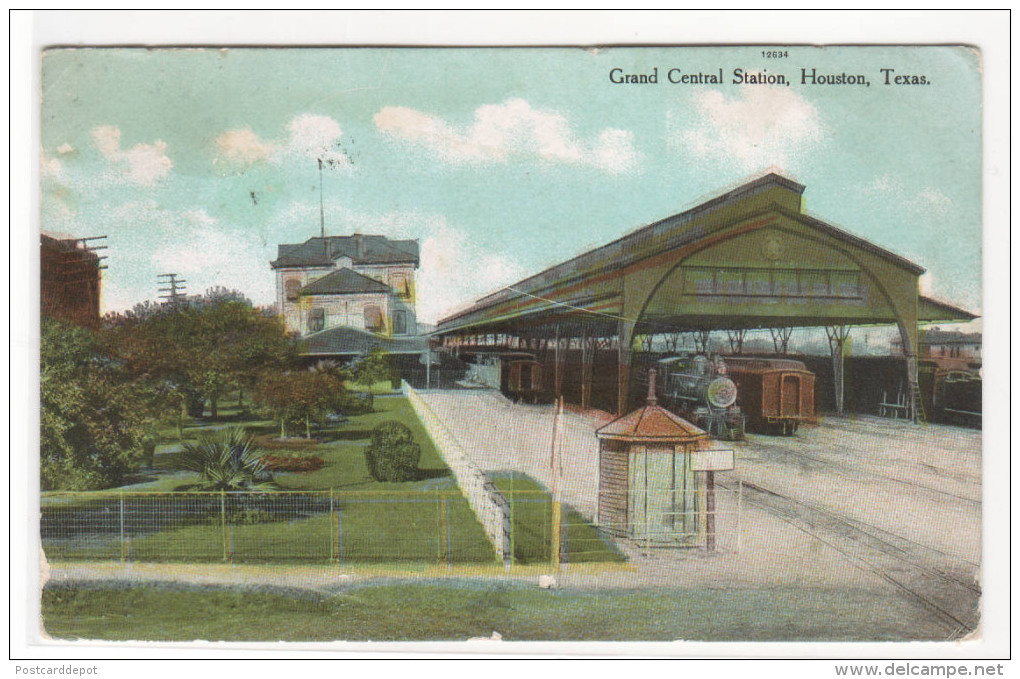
xmin=39 ymin=46 xmax=983 ymax=325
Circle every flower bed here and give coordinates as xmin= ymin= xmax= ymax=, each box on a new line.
xmin=252 ymin=434 xmax=321 ymax=450
xmin=259 ymin=454 xmax=326 ymax=473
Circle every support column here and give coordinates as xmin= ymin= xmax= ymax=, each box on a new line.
xmin=617 ymin=320 xmax=636 ymax=415
xmin=693 ymin=330 xmax=711 ymax=354
xmin=727 ymin=329 xmax=747 ymax=355
xmin=826 ymin=325 xmax=852 ymax=416
xmin=896 ymin=320 xmax=923 ymax=423
xmin=770 ymin=327 xmax=793 ymax=355
xmin=580 ymin=327 xmax=594 ymax=411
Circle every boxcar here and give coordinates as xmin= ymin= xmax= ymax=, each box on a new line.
xmin=924 ymin=357 xmax=982 ymax=426
xmin=723 ymin=357 xmax=815 ymax=434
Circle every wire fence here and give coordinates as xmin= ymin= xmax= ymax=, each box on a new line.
xmin=406 ymin=382 xmax=512 ymax=564
xmin=40 ymin=489 xmax=633 ymax=566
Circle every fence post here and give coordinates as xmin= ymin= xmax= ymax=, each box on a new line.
xmin=508 ymin=486 xmax=515 ymax=569
xmin=119 ymin=493 xmax=126 ymax=562
xmin=551 ymin=498 xmax=562 ymax=570
xmin=443 ymin=498 xmax=453 ymax=570
xmin=337 ymin=500 xmax=344 ymax=568
xmin=329 ymin=489 xmax=335 ymax=562
xmin=220 ymin=490 xmax=228 ymax=563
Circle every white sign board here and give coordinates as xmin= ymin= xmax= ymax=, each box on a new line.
xmin=691 ymin=449 xmax=735 ymax=472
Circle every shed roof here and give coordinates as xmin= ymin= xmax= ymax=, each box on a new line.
xmin=299 ymin=325 xmax=427 ymax=356
xmin=596 ymin=404 xmax=707 ymax=443
xmin=299 ymin=268 xmax=391 ymax=296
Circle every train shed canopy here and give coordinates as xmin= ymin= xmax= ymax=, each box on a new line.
xmin=434 ymin=173 xmax=977 ymax=416
xmin=436 ymin=173 xmax=976 ymax=341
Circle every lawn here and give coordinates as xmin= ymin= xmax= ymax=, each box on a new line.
xmin=492 ymin=474 xmax=625 ymax=565
xmin=42 ymin=395 xmax=496 ymax=564
xmin=42 ymin=394 xmax=622 ymax=566
xmin=40 ymin=579 xmax=953 ymax=642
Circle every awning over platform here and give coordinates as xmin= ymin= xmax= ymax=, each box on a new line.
xmin=299 ymin=326 xmax=427 ymax=356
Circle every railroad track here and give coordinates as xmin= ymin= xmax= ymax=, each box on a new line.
xmin=721 ymin=479 xmax=981 ymax=637
xmin=740 ymin=436 xmax=982 ymax=506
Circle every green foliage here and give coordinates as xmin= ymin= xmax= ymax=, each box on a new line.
xmin=340 ymin=390 xmax=374 ymax=415
xmin=251 ymin=370 xmax=345 ymax=438
xmin=106 ymin=300 xmax=295 ymax=423
xmin=364 ymin=421 xmax=421 ymax=482
xmin=354 ymin=347 xmax=400 ymax=390
xmin=179 ymin=427 xmax=274 ymax=491
xmin=40 ymin=319 xmax=160 ymax=490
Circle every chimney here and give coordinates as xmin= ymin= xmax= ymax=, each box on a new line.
xmin=646 ymin=369 xmax=658 ymax=406
xmin=354 ymin=233 xmax=365 ymax=259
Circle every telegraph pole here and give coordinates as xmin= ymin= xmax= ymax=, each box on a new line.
xmin=157 ymin=273 xmax=187 ymax=307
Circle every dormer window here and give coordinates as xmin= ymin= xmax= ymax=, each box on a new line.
xmin=389 ymin=273 xmax=411 ymax=299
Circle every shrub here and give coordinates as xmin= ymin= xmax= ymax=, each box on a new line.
xmin=180 ymin=427 xmax=275 ymax=490
xmin=340 ymin=390 xmax=374 ymax=415
xmin=364 ymin=421 xmax=421 ymax=482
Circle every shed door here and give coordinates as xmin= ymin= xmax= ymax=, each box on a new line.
xmin=781 ymin=374 xmax=801 ymax=417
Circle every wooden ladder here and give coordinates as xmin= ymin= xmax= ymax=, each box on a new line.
xmin=908 ymin=376 xmax=927 ymax=423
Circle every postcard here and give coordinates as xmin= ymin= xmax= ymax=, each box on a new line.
xmin=34 ymin=41 xmax=989 ymax=654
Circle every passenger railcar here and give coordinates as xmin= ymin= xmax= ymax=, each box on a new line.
xmin=723 ymin=357 xmax=815 ymax=434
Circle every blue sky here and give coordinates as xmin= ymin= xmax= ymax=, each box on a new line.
xmin=40 ymin=46 xmax=982 ymax=324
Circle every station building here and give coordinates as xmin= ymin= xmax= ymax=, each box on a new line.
xmin=271 ymin=233 xmax=419 ymax=338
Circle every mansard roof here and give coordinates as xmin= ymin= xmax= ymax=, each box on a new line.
xmin=271 ymin=234 xmax=419 ymax=269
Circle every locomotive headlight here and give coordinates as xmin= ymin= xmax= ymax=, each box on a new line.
xmin=706 ymin=377 xmax=738 ymax=408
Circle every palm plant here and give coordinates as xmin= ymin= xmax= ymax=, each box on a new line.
xmin=180 ymin=427 xmax=275 ymax=491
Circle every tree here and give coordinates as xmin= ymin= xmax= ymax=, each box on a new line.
xmin=106 ymin=299 xmax=294 ymax=426
xmin=353 ymin=346 xmax=399 ymax=388
xmin=252 ymin=370 xmax=345 ymax=439
xmin=180 ymin=427 xmax=274 ymax=491
xmin=40 ymin=319 xmax=161 ymax=490
xmin=364 ymin=421 xmax=421 ymax=482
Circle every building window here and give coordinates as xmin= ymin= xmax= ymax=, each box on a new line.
xmin=308 ymin=307 xmax=325 ymax=333
xmin=389 ymin=273 xmax=411 ymax=299
xmin=393 ymin=310 xmax=407 ymax=335
xmin=285 ymin=278 xmax=302 ymax=301
xmin=364 ymin=305 xmax=384 ymax=332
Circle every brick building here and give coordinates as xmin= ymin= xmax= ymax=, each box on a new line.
xmin=41 ymin=233 xmax=102 ymax=329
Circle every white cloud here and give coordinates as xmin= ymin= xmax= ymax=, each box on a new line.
xmin=56 ymin=142 xmax=75 ymax=155
xmin=214 ymin=128 xmax=276 ymax=166
xmin=862 ymin=174 xmax=954 ymax=217
xmin=912 ymin=188 xmax=952 ymax=217
xmin=41 ymin=151 xmax=63 ymax=180
xmin=673 ymin=87 xmax=824 ymax=172
xmin=148 ymin=207 xmax=274 ymax=302
xmin=90 ymin=125 xmax=173 ymax=185
xmin=213 ymin=114 xmax=350 ymax=171
xmin=374 ymin=98 xmax=640 ymax=173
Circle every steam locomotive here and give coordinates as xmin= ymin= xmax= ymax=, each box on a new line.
xmin=656 ymin=354 xmax=745 ymax=439
xmin=657 ymin=354 xmax=817 ymax=437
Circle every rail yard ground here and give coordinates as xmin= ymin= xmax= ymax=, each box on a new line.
xmin=414 ymin=389 xmax=983 ymax=638
xmin=42 ymin=387 xmax=982 ymax=642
